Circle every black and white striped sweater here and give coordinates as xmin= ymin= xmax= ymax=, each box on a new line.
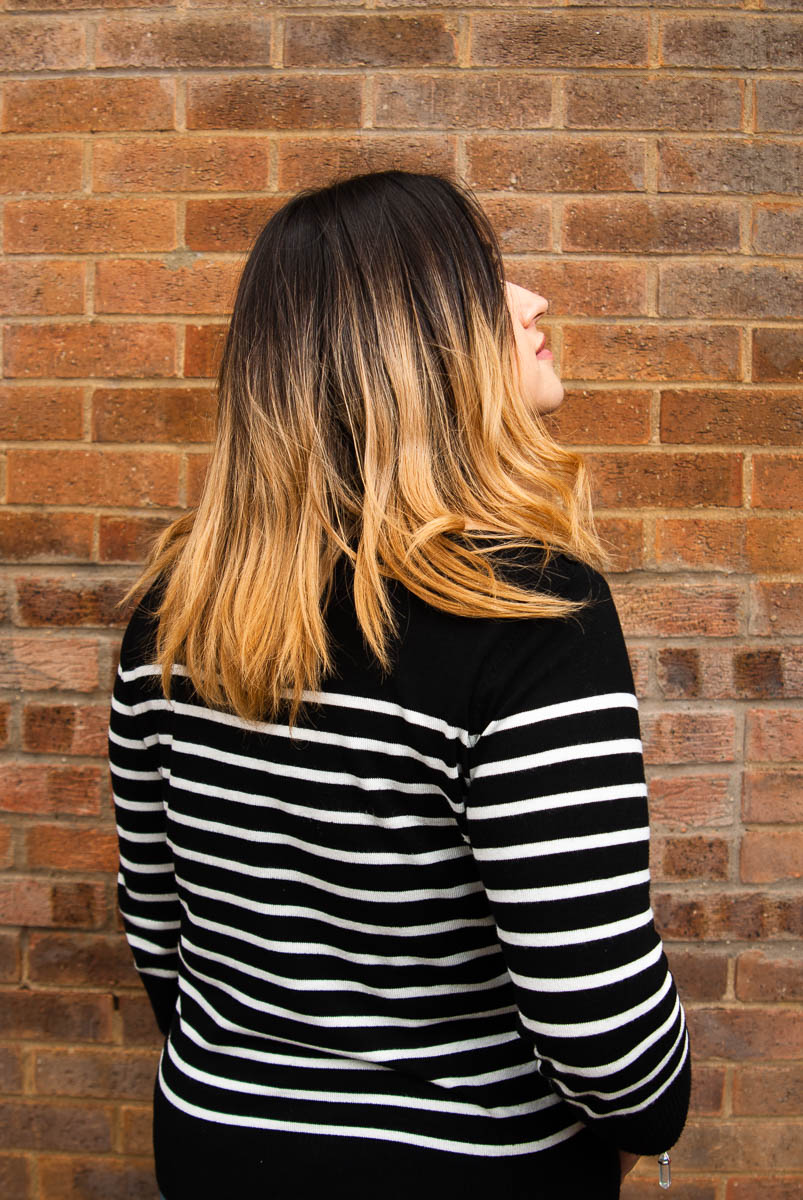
xmin=109 ymin=540 xmax=690 ymax=1193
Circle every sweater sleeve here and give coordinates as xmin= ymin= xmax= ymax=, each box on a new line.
xmin=465 ymin=556 xmax=690 ymax=1155
xmin=109 ymin=591 xmax=180 ymax=1037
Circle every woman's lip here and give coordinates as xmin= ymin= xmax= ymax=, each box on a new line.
xmin=536 ymin=347 xmax=553 ymax=360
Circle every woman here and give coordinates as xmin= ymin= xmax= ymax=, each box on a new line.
xmin=109 ymin=170 xmax=690 ymax=1198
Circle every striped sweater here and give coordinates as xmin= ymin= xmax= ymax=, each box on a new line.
xmin=109 ymin=540 xmax=690 ymax=1193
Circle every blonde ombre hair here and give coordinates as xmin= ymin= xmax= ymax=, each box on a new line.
xmin=123 ymin=170 xmax=609 ymax=730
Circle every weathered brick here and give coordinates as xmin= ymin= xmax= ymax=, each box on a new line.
xmin=594 ymin=516 xmax=644 ymax=573
xmin=0 ymin=513 xmax=94 ymax=563
xmin=659 ymin=138 xmax=801 ymax=196
xmin=647 ymin=775 xmax=734 ymax=830
xmin=25 ymin=825 xmax=118 ymax=873
xmin=587 ymin=451 xmax=741 ymax=508
xmin=752 ymin=329 xmax=802 ymax=383
xmin=375 ymin=72 xmax=551 ymax=130
xmin=0 ymin=881 xmax=106 ymax=930
xmin=466 ymin=134 xmax=645 ymax=193
xmin=547 ymin=389 xmax=651 ymax=446
xmin=121 ymin=1105 xmax=152 ymax=1156
xmin=752 ymin=454 xmax=803 ymax=508
xmin=688 ymin=1065 xmax=726 ymax=1116
xmin=2 ymin=764 xmax=102 ymax=815
xmin=16 ymin=577 xmax=132 ymax=628
xmin=472 ymin=12 xmax=647 ymax=67
xmin=653 ymin=834 xmax=730 ymax=881
xmin=4 ymin=322 xmax=177 ymax=380
xmin=118 ymin=994 xmax=165 ymax=1047
xmin=28 ymin=933 xmax=137 ymax=989
xmin=285 ymin=15 xmax=457 ymax=68
xmin=0 ymin=1045 xmax=23 ymax=1092
xmin=0 ymin=638 xmax=99 ymax=693
xmin=0 ymin=934 xmax=20 ymax=983
xmin=0 ymin=1156 xmax=28 ymax=1200
xmin=746 ymin=709 xmax=803 ymax=764
xmin=188 ymin=73 xmax=362 ymax=130
xmin=278 ymin=135 xmax=455 ymax=191
xmin=0 ymin=386 xmax=83 ymax=440
xmin=95 ymin=258 xmax=241 ymax=316
xmin=756 ymin=79 xmax=803 ymax=133
xmin=661 ymin=389 xmax=803 ymax=445
xmin=184 ymin=323 xmax=227 ymax=379
xmin=686 ymin=1007 xmax=802 ymax=1062
xmin=654 ymin=890 xmax=802 ymax=941
xmin=34 ymin=1047 xmax=158 ymax=1100
xmin=612 ymin=583 xmax=742 ymax=637
xmin=741 ymin=831 xmax=803 ymax=884
xmin=563 ymin=325 xmax=740 ymax=382
xmin=671 ymin=1119 xmax=801 ymax=1172
xmin=752 ymin=203 xmax=803 ymax=257
xmin=657 ymin=646 xmax=802 ymax=702
xmin=98 ymin=516 xmax=172 ymax=564
xmin=750 ymin=582 xmax=803 ymax=636
xmin=93 ymin=136 xmax=268 ymax=193
xmin=38 ymin=1156 xmax=159 ymax=1200
xmin=655 ymin=517 xmax=745 ymax=573
xmin=742 ymin=770 xmax=803 ymax=825
xmin=509 ymin=260 xmax=647 ymax=317
xmin=0 ymin=261 xmax=84 ymax=317
xmin=483 ymin=195 xmax=552 ymax=255
xmin=665 ymin=949 xmax=729 ymax=1005
xmin=0 ymin=990 xmax=113 ymax=1043
xmin=563 ymin=198 xmax=740 ymax=254
xmin=2 ymin=76 xmax=174 ymax=133
xmin=5 ymin=197 xmax=177 ymax=254
xmin=0 ymin=705 xmax=9 ymax=750
xmin=662 ymin=15 xmax=803 ymax=69
xmin=659 ymin=263 xmax=802 ymax=321
xmin=566 ymin=75 xmax=741 ymax=131
xmin=92 ymin=386 xmax=215 ymax=444
xmin=736 ymin=950 xmax=802 ymax=1004
xmin=0 ymin=1101 xmax=111 ymax=1153
xmin=7 ymin=449 xmax=180 ymax=507
xmin=96 ymin=15 xmax=272 ymax=68
xmin=0 ymin=18 xmax=86 ymax=71
xmin=733 ymin=1065 xmax=803 ymax=1117
xmin=643 ymin=712 xmax=736 ymax=766
xmin=745 ymin=517 xmax=803 ymax=574
xmin=728 ymin=1182 xmax=803 ymax=1200
xmin=185 ymin=196 xmax=283 ymax=253
xmin=186 ymin=453 xmax=211 ymax=505
xmin=0 ymin=138 xmax=83 ymax=194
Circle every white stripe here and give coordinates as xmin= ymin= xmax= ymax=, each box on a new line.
xmin=546 ymin=992 xmax=683 ymax=1079
xmin=432 ymin=1060 xmax=540 ymax=1089
xmin=119 ymin=854 xmax=173 ymax=875
xmin=471 ymin=737 xmax=642 ymax=782
xmin=483 ymin=692 xmax=638 ymax=738
xmin=126 ymin=932 xmax=176 ymax=956
xmin=496 ymin=908 xmax=653 ymax=948
xmin=487 ymin=868 xmax=650 ymax=904
xmin=157 ymin=1058 xmax=583 ymax=1156
xmin=113 ymin=794 xmax=164 ymax=812
xmin=111 ymin=693 xmax=171 ymax=717
xmin=121 ymin=911 xmax=180 ymax=931
xmin=520 ymin=971 xmax=673 ymax=1038
xmin=116 ymin=826 xmax=167 ymax=844
xmin=468 ymin=782 xmax=647 ymax=821
xmin=110 ymin=764 xmax=161 ymax=782
xmin=557 ymin=1012 xmax=687 ymax=1103
xmin=179 ymin=1014 xmax=385 ymax=1073
xmin=474 ymin=826 xmax=649 ymax=862
xmin=509 ymin=942 xmax=663 ymax=994
xmin=140 ymin=967 xmax=178 ymax=978
xmin=559 ymin=1031 xmax=690 ymax=1121
xmin=117 ymin=875 xmax=178 ymax=903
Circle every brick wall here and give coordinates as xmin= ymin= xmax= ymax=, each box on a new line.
xmin=1 ymin=3 xmax=801 ymax=1198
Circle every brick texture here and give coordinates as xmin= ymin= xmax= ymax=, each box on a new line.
xmin=1 ymin=5 xmax=800 ymax=1197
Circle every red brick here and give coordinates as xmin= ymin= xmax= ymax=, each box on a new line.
xmin=752 ymin=328 xmax=803 ymax=382
xmin=728 ymin=1183 xmax=803 ymax=1200
xmin=659 ymin=137 xmax=801 ymax=196
xmin=1 ymin=765 xmax=102 ymax=815
xmin=118 ymin=994 xmax=165 ymax=1047
xmin=95 ymin=258 xmax=240 ymax=316
xmin=672 ymin=1119 xmax=801 ymax=1172
xmin=0 ymin=638 xmax=99 ymax=692
xmin=612 ymin=583 xmax=742 ymax=638
xmin=653 ymin=834 xmax=730 ymax=881
xmin=592 ymin=1176 xmax=715 ymax=1200
xmin=185 ymin=196 xmax=284 ymax=253
xmin=4 ymin=197 xmax=177 ymax=254
xmin=649 ymin=774 xmax=734 ymax=831
xmin=92 ymin=386 xmax=215 ymax=444
xmin=745 ymin=516 xmax=803 ymax=574
xmin=660 ymin=388 xmax=802 ymax=445
xmin=654 ymin=890 xmax=802 ymax=941
xmin=563 ymin=325 xmax=740 ymax=383
xmin=664 ymin=950 xmax=729 ymax=1006
xmin=3 ymin=321 xmax=177 ymax=379
xmin=285 ymin=15 xmax=456 ymax=68
xmin=38 ymin=1156 xmax=158 ymax=1200
xmin=0 ymin=138 xmax=83 ymax=194
xmin=93 ymin=135 xmax=268 ymax=193
xmin=742 ymin=770 xmax=803 ymax=824
xmin=659 ymin=263 xmax=802 ymax=320
xmin=643 ymin=712 xmax=735 ymax=766
xmin=752 ymin=203 xmax=803 ymax=257
xmin=98 ymin=515 xmax=172 ymax=564
xmin=686 ymin=1007 xmax=802 ymax=1062
xmin=374 ymin=72 xmax=551 ymax=130
xmin=121 ymin=1105 xmax=152 ymax=1156
xmin=0 ymin=386 xmax=83 ymax=440
xmin=16 ymin=577 xmax=132 ymax=628
xmin=0 ymin=704 xmax=9 ymax=750
xmin=733 ymin=1064 xmax=803 ymax=1116
xmin=483 ymin=195 xmax=552 ymax=255
xmin=25 ymin=826 xmax=118 ymax=873
xmin=8 ymin=0 xmax=175 ymax=6
xmin=28 ymin=933 xmax=137 ymax=988
xmin=752 ymin=454 xmax=803 ymax=508
xmin=0 ymin=512 xmax=93 ymax=563
xmin=2 ymin=76 xmax=174 ymax=133
xmin=662 ymin=15 xmax=803 ymax=69
xmin=747 ymin=709 xmax=803 ymax=764
xmin=0 ymin=1101 xmax=111 ymax=1153
xmin=688 ymin=1065 xmax=726 ymax=1115
xmin=0 ymin=260 xmax=84 ymax=317
xmin=472 ymin=12 xmax=647 ymax=67
xmin=0 ymin=989 xmax=113 ymax=1042
xmin=509 ymin=260 xmax=647 ymax=318
xmin=0 ymin=1156 xmax=28 ymax=1200
xmin=750 ymin=582 xmax=803 ymax=636
xmin=186 ymin=453 xmax=211 ymax=505
xmin=563 ymin=197 xmax=740 ymax=255
xmin=736 ymin=950 xmax=802 ymax=1004
xmin=565 ymin=76 xmax=741 ymax=131
xmin=0 ymin=18 xmax=86 ymax=71
xmin=593 ymin=516 xmax=644 ymax=573
xmin=184 ymin=323 xmax=227 ymax=378
xmin=587 ymin=451 xmax=741 ymax=508
xmin=657 ymin=646 xmax=802 ymax=702
xmin=189 ymin=72 xmax=362 ymax=130
xmin=34 ymin=1047 xmax=158 ymax=1100
xmin=655 ymin=517 xmax=745 ymax=573
xmin=741 ymin=831 xmax=803 ymax=884
xmin=7 ymin=449 xmax=180 ymax=507
xmin=96 ymin=15 xmax=272 ymax=68
xmin=0 ymin=829 xmax=12 ymax=871
xmin=756 ymin=79 xmax=803 ymax=133
xmin=0 ymin=1046 xmax=22 ymax=1093
xmin=466 ymin=134 xmax=645 ymax=193
xmin=278 ymin=135 xmax=455 ymax=191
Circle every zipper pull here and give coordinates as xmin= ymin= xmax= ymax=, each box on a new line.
xmin=658 ymin=1151 xmax=671 ymax=1189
